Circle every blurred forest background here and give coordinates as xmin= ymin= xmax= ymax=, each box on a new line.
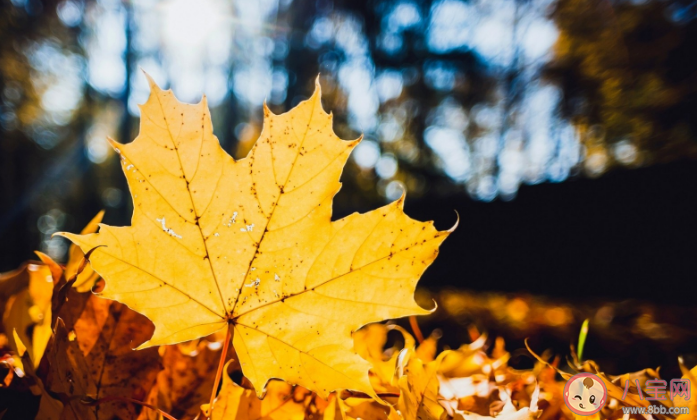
xmin=2 ymin=0 xmax=697 ymax=377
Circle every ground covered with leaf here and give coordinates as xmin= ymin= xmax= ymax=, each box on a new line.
xmin=2 ymin=256 xmax=696 ymax=420
xmin=1 ymin=75 xmax=696 ymax=420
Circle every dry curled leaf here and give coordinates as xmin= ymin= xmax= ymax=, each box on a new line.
xmin=60 ymin=75 xmax=452 ymax=398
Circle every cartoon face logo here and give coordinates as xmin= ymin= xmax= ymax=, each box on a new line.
xmin=563 ymin=373 xmax=607 ymax=416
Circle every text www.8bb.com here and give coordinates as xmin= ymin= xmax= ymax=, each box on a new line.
xmin=621 ymin=405 xmax=689 ymax=415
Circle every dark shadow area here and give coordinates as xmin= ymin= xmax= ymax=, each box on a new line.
xmin=394 ymin=160 xmax=697 ymax=303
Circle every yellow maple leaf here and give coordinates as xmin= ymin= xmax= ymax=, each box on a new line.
xmin=59 ymin=75 xmax=452 ymax=398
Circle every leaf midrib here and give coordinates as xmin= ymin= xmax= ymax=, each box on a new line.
xmin=228 ymin=97 xmax=319 ymax=314
xmin=153 ymin=91 xmax=228 ymax=315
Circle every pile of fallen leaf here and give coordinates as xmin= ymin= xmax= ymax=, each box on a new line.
xmin=1 ymin=75 xmax=696 ymax=420
xmin=2 ymin=251 xmax=696 ymax=420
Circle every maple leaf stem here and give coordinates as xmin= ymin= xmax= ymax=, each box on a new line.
xmin=208 ymin=322 xmax=233 ymax=417
xmin=409 ymin=316 xmax=425 ymax=344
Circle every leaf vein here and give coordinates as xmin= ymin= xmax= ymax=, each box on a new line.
xmin=96 ymin=249 xmax=223 ymax=319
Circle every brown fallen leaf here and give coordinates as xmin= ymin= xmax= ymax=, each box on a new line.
xmin=59 ymin=74 xmax=452 ymax=400
xmin=74 ymin=297 xmax=160 ymax=420
xmin=137 ymin=340 xmax=221 ymax=420
xmin=46 ymin=318 xmax=97 ymax=420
